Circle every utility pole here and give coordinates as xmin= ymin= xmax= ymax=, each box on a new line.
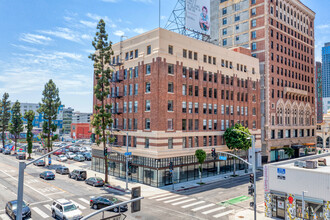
xmin=302 ymin=191 xmax=308 ymax=219
xmin=125 ymin=131 xmax=129 ymax=191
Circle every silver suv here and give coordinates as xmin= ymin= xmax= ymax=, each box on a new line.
xmin=51 ymin=199 xmax=82 ymax=220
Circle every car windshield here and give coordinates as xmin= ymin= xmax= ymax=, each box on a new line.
xmin=95 ymin=178 xmax=103 ymax=181
xmin=63 ymin=204 xmax=77 ymax=212
xmin=85 ymin=153 xmax=91 ymax=156
xmin=11 ymin=202 xmax=27 ymax=210
xmin=39 ymin=160 xmax=44 ymax=162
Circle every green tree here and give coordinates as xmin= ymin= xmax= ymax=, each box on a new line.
xmin=283 ymin=147 xmax=294 ymax=159
xmin=195 ymin=149 xmax=206 ymax=184
xmin=24 ymin=110 xmax=35 ymax=159
xmin=0 ymin=93 xmax=11 ymax=148
xmin=38 ymin=79 xmax=61 ymax=158
xmin=224 ymin=123 xmax=252 ymax=176
xmin=89 ymin=19 xmax=114 ymax=183
xmin=9 ymin=101 xmax=24 ymax=151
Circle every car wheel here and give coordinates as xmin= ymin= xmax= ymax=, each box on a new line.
xmin=93 ymin=183 xmax=96 ymax=187
xmin=52 ymin=211 xmax=56 ymax=218
xmin=114 ymin=207 xmax=119 ymax=213
xmin=75 ymin=176 xmax=78 ymax=181
xmin=93 ymin=204 xmax=98 ymax=210
xmin=68 ymin=174 xmax=71 ymax=178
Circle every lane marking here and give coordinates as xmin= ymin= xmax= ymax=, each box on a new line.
xmin=31 ymin=207 xmax=49 ymax=219
xmin=181 ymin=201 xmax=205 ymax=208
xmin=213 ymin=210 xmax=234 ymax=218
xmin=70 ymin=200 xmax=86 ymax=210
xmin=79 ymin=198 xmax=90 ymax=204
xmin=45 ymin=191 xmax=65 ymax=196
xmin=191 ymin=204 xmax=215 ymax=211
xmin=156 ymin=195 xmax=180 ymax=201
xmin=0 ymin=214 xmax=11 ymax=220
xmin=148 ymin=193 xmax=172 ymax=199
xmin=164 ymin=197 xmax=188 ymax=204
xmin=202 ymin=207 xmax=226 ymax=214
xmin=43 ymin=204 xmax=51 ymax=211
xmin=114 ymin=195 xmax=130 ymax=201
xmin=171 ymin=198 xmax=196 ymax=206
xmin=30 ymin=199 xmax=52 ymax=206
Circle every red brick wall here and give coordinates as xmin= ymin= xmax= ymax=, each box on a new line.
xmin=71 ymin=123 xmax=91 ymax=139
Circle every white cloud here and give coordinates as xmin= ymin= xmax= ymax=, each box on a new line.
xmin=113 ymin=30 xmax=125 ymax=36
xmin=11 ymin=44 xmax=40 ymax=52
xmin=54 ymin=52 xmax=83 ymax=61
xmin=86 ymin=13 xmax=110 ymax=23
xmin=39 ymin=27 xmax=81 ymax=43
xmin=19 ymin=33 xmax=52 ymax=45
xmin=81 ymin=34 xmax=93 ymax=40
xmin=133 ymin=0 xmax=153 ymax=3
xmin=80 ymin=20 xmax=97 ymax=28
xmin=161 ymin=16 xmax=167 ymax=20
xmin=317 ymin=24 xmax=330 ymax=29
xmin=132 ymin=28 xmax=147 ymax=34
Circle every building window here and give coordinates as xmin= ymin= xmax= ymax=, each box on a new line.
xmin=251 ymin=0 xmax=256 ymax=4
xmin=203 ymin=136 xmax=207 ymax=146
xmin=135 ymin=49 xmax=138 ymax=58
xmin=168 ymin=100 xmax=173 ymax=111
xmin=168 ymin=45 xmax=173 ymax=55
xmin=223 ymin=39 xmax=227 ymax=46
xmin=134 ymin=83 xmax=138 ymax=95
xmin=182 ymin=137 xmax=186 ymax=148
xmin=182 ymin=119 xmax=186 ymax=130
xmin=182 ymin=102 xmax=187 ymax=113
xmin=188 ymin=119 xmax=193 ymax=130
xmin=251 ymin=19 xmax=256 ymax=27
xmin=195 ymin=119 xmax=199 ymax=130
xmin=145 ymin=138 xmax=149 ymax=148
xmin=168 ymin=119 xmax=173 ymax=130
xmin=189 ymin=102 xmax=193 ymax=113
xmin=235 ymin=15 xmax=240 ymax=22
xmin=146 ymin=64 xmax=151 ymax=75
xmin=203 ymin=120 xmax=207 ymax=130
xmin=134 ymin=101 xmax=138 ymax=113
xmin=195 ymin=136 xmax=199 ymax=147
xmin=134 ymin=67 xmax=138 ymax=78
xmin=195 ymin=103 xmax=199 ymax=113
xmin=252 ymin=42 xmax=257 ymax=50
xmin=271 ymin=130 xmax=275 ymax=139
xmin=147 ymin=45 xmax=151 ymax=55
xmin=134 ymin=119 xmax=137 ymax=130
xmin=128 ymin=101 xmax=132 ymax=113
xmin=168 ymin=64 xmax=174 ymax=74
xmin=222 ymin=7 xmax=227 ymax=15
xmin=183 ymin=49 xmax=187 ymax=58
xmin=223 ymin=28 xmax=227 ymax=35
xmin=251 ymin=8 xmax=256 ymax=16
xmin=168 ymin=82 xmax=174 ymax=93
xmin=145 ymin=118 xmax=150 ymax=130
xmin=251 ymin=31 xmax=256 ymax=39
xmin=168 ymin=138 xmax=173 ymax=149
xmin=146 ymin=82 xmax=151 ymax=93
xmin=182 ymin=84 xmax=186 ymax=95
xmin=223 ymin=18 xmax=227 ymax=25
xmin=145 ymin=100 xmax=150 ymax=111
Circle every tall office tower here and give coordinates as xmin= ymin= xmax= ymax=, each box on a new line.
xmin=322 ymin=43 xmax=330 ymax=98
xmin=212 ymin=0 xmax=316 ymax=162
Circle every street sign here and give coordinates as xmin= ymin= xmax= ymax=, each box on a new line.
xmin=277 ymin=168 xmax=286 ymax=180
xmin=125 ymin=152 xmax=132 ymax=156
xmin=219 ymin=156 xmax=227 ymax=161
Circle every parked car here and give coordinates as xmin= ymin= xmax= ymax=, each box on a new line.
xmin=66 ymin=152 xmax=76 ymax=159
xmin=68 ymin=169 xmax=87 ymax=181
xmin=85 ymin=177 xmax=104 ymax=187
xmin=5 ymin=200 xmax=31 ymax=219
xmin=57 ymin=155 xmax=68 ymax=162
xmin=33 ymin=159 xmax=45 ymax=166
xmin=69 ymin=146 xmax=79 ymax=153
xmin=53 ymin=149 xmax=64 ymax=156
xmin=56 ymin=166 xmax=70 ymax=175
xmin=73 ymin=155 xmax=85 ymax=162
xmin=16 ymin=153 xmax=26 ymax=160
xmin=0 ymin=148 xmax=4 ymax=153
xmin=82 ymin=152 xmax=92 ymax=161
xmin=90 ymin=196 xmax=128 ymax=212
xmin=40 ymin=171 xmax=55 ymax=180
xmin=51 ymin=199 xmax=82 ymax=220
xmin=3 ymin=149 xmax=11 ymax=155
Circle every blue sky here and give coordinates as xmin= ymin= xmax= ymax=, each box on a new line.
xmin=0 ymin=0 xmax=328 ymax=112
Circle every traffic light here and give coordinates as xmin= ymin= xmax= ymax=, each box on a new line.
xmin=250 ymin=202 xmax=254 ymax=207
xmin=104 ymin=148 xmax=108 ymax=156
xmin=248 ymin=185 xmax=254 ymax=196
xmin=128 ymin=161 xmax=132 ymax=176
xmin=211 ymin=148 xmax=216 ymax=158
xmin=249 ymin=173 xmax=254 ymax=184
xmin=131 ymin=186 xmax=141 ymax=213
xmin=169 ymin=162 xmax=173 ymax=170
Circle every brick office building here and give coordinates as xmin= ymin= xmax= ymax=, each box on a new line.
xmin=91 ymin=28 xmax=261 ymax=187
xmin=211 ymin=0 xmax=316 ymax=162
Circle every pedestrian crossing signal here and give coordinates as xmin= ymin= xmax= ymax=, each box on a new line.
xmin=104 ymin=148 xmax=108 ymax=156
xmin=131 ymin=186 xmax=141 ymax=213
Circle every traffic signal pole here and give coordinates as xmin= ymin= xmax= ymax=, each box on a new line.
xmin=251 ymin=135 xmax=256 ymax=220
xmin=125 ymin=132 xmax=129 ymax=191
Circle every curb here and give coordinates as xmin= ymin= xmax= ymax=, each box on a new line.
xmin=104 ymin=184 xmax=126 ymax=193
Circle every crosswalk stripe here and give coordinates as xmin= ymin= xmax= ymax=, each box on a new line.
xmin=79 ymin=198 xmax=90 ymax=204
xmin=0 ymin=214 xmax=11 ymax=220
xmin=171 ymin=198 xmax=196 ymax=206
xmin=191 ymin=204 xmax=215 ymax=211
xmin=43 ymin=204 xmax=51 ymax=211
xmin=213 ymin=210 xmax=234 ymax=218
xmin=115 ymin=195 xmax=130 ymax=201
xmin=164 ymin=197 xmax=188 ymax=204
xmin=202 ymin=207 xmax=226 ymax=214
xmin=156 ymin=195 xmax=180 ymax=201
xmin=70 ymin=200 xmax=86 ymax=210
xmin=181 ymin=201 xmax=205 ymax=208
xmin=149 ymin=193 xmax=172 ymax=199
xmin=31 ymin=207 xmax=49 ymax=218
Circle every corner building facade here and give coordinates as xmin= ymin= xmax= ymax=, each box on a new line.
xmin=92 ymin=28 xmax=261 ymax=187
xmin=212 ymin=0 xmax=316 ymax=162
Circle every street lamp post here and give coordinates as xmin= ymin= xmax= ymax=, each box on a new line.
xmin=233 ymin=129 xmax=256 ymax=220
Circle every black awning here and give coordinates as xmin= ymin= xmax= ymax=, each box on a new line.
xmin=291 ymin=145 xmax=305 ymax=149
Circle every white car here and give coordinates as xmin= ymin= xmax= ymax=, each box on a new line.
xmin=51 ymin=199 xmax=82 ymax=220
xmin=66 ymin=152 xmax=76 ymax=159
xmin=57 ymin=155 xmax=68 ymax=162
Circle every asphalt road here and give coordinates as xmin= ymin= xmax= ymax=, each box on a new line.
xmin=0 ymin=152 xmax=264 ymax=220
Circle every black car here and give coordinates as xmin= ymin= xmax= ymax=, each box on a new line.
xmin=16 ymin=153 xmax=26 ymax=160
xmin=55 ymin=166 xmax=70 ymax=175
xmin=40 ymin=171 xmax=55 ymax=180
xmin=68 ymin=169 xmax=87 ymax=181
xmin=3 ymin=149 xmax=11 ymax=155
xmin=82 ymin=152 xmax=92 ymax=161
xmin=90 ymin=196 xmax=128 ymax=212
xmin=5 ymin=200 xmax=31 ymax=219
xmin=85 ymin=177 xmax=104 ymax=187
